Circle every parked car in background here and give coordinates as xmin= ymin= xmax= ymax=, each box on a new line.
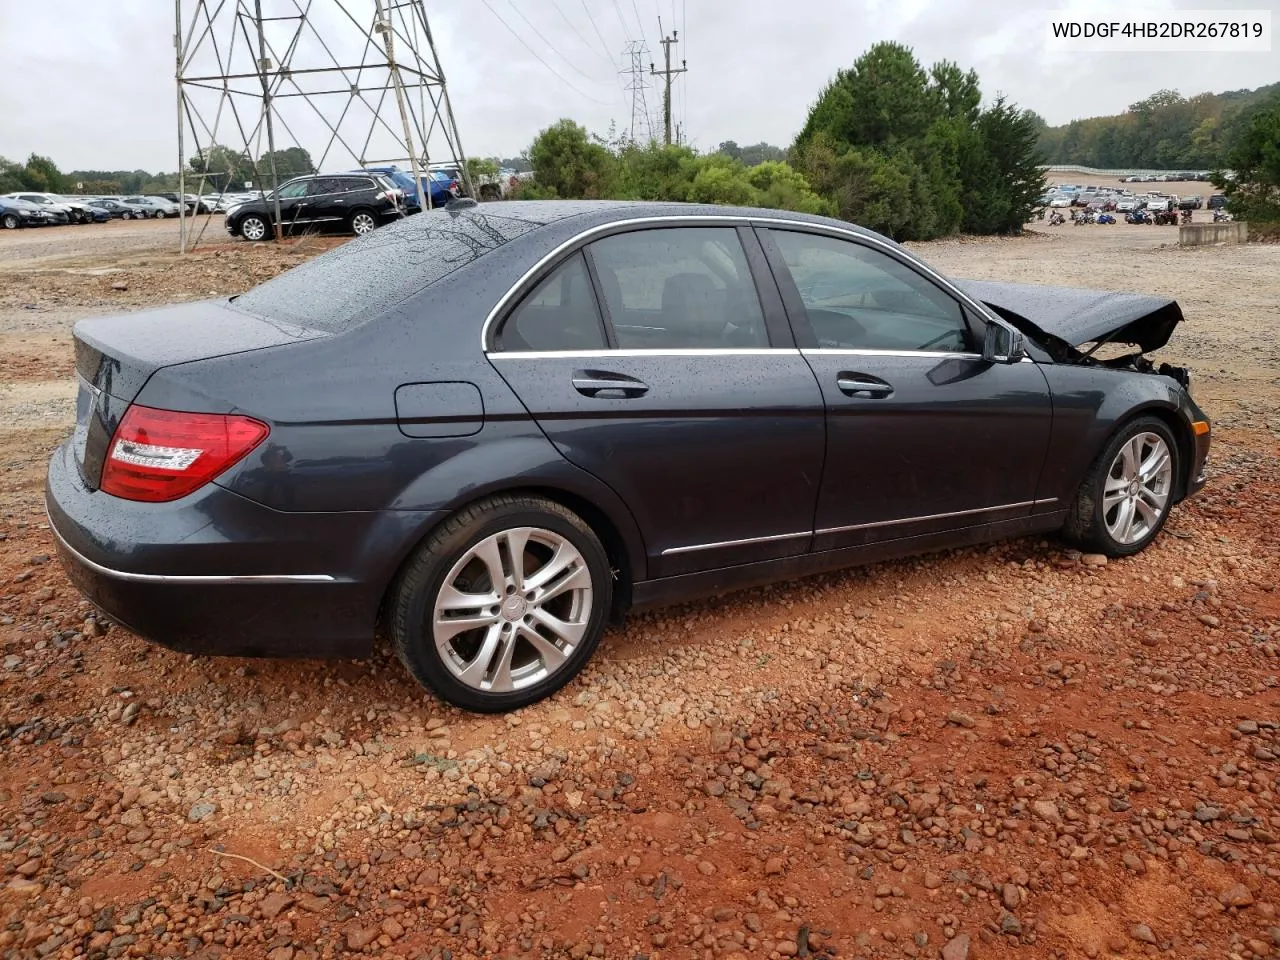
xmin=57 ymin=197 xmax=111 ymax=223
xmin=1178 ymin=195 xmax=1203 ymax=210
xmin=10 ymin=192 xmax=105 ymax=224
xmin=47 ymin=200 xmax=1212 ymax=712
xmin=351 ymin=166 xmax=458 ymax=212
xmin=122 ymin=197 xmax=182 ymax=218
xmin=4 ymin=192 xmax=73 ymax=224
xmin=87 ymin=199 xmax=138 ymax=219
xmin=1049 ymin=195 xmax=1073 ymax=208
xmin=1207 ymin=194 xmax=1229 ymax=210
xmin=0 ymin=196 xmax=50 ymax=229
xmin=1115 ymin=197 xmax=1141 ymax=213
xmin=225 ymin=173 xmax=403 ymax=240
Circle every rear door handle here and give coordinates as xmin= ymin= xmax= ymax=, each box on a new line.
xmin=837 ymin=374 xmax=894 ymax=398
xmin=572 ymin=372 xmax=649 ymax=399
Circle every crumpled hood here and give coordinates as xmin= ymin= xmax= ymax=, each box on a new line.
xmin=954 ymin=279 xmax=1183 ymax=353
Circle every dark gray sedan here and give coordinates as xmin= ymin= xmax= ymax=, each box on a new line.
xmin=47 ymin=201 xmax=1210 ymax=712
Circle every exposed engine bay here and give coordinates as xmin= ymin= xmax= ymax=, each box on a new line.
xmin=952 ymin=278 xmax=1193 ymax=389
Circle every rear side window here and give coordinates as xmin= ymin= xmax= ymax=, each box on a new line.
xmin=588 ymin=227 xmax=768 ymax=349
xmin=497 ymin=253 xmax=607 ymax=352
xmin=231 ymin=211 xmax=544 ymax=332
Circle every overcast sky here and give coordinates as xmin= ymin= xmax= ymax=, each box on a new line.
xmin=0 ymin=0 xmax=1275 ymax=174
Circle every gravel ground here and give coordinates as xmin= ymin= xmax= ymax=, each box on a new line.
xmin=1 ymin=217 xmax=1278 ymax=960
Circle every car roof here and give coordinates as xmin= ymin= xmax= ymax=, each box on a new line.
xmin=406 ymin=199 xmax=883 ymax=241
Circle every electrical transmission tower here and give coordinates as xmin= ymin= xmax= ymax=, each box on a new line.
xmin=649 ymin=29 xmax=687 ymax=147
xmin=174 ymin=0 xmax=472 ymax=252
xmin=620 ymin=41 xmax=654 ymax=144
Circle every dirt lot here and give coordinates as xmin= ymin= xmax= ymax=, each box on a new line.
xmin=1 ymin=215 xmax=1278 ymax=960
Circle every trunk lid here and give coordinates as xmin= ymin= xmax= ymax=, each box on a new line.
xmin=953 ymin=279 xmax=1183 ymax=353
xmin=72 ymin=299 xmax=323 ymax=490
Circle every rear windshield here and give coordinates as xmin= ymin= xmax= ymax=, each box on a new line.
xmin=230 ymin=209 xmax=546 ymax=332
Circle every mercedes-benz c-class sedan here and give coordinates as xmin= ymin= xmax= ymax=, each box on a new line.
xmin=47 ymin=200 xmax=1210 ymax=712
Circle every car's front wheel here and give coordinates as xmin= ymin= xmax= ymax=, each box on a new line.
xmin=390 ymin=495 xmax=611 ymax=712
xmin=1064 ymin=416 xmax=1179 ymax=557
xmin=239 ymin=215 xmax=268 ymax=241
xmin=1 ymin=213 xmax=19 ymax=230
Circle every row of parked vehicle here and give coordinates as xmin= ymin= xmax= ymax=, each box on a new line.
xmin=1118 ymin=172 xmax=1215 ymax=183
xmin=1039 ymin=184 xmax=1228 ymax=217
xmin=1 ymin=164 xmax=466 ymax=238
xmin=0 ymin=191 xmax=199 ymax=229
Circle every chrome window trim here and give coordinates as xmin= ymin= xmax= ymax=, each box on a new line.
xmin=47 ymin=510 xmax=336 ymax=585
xmin=802 ymin=348 xmax=984 ymax=361
xmin=491 ymin=347 xmax=800 ymax=360
xmin=814 ymin=499 xmax=1042 ymax=537
xmin=480 ymin=214 xmax=1015 ymax=353
xmin=661 ymin=529 xmax=810 ymax=557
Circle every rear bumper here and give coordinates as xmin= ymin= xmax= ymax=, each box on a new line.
xmin=46 ymin=440 xmax=439 ymax=659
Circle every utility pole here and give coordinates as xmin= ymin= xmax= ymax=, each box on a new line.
xmin=649 ymin=29 xmax=686 ymax=147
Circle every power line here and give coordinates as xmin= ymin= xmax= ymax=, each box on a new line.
xmin=649 ymin=28 xmax=686 ymax=145
xmin=629 ymin=0 xmax=647 ymax=40
xmin=549 ymin=0 xmax=614 ymax=67
xmin=579 ymin=0 xmax=616 ymax=67
xmin=479 ymin=0 xmax=616 ymax=106
xmin=499 ymin=0 xmax=612 ymax=87
xmin=610 ymin=0 xmax=630 ymax=41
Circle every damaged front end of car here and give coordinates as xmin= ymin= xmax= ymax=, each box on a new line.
xmin=953 ymin=279 xmax=1192 ymax=387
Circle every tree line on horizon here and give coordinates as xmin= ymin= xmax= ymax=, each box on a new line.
xmin=1034 ymin=82 xmax=1280 ymax=170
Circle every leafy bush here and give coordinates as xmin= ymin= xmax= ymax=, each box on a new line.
xmin=1213 ymin=107 xmax=1280 ymax=223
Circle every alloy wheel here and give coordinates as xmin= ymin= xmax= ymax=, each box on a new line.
xmin=431 ymin=527 xmax=593 ymax=694
xmin=351 ymin=212 xmax=376 ymax=235
xmin=1 ymin=214 xmax=17 ymax=230
xmin=241 ymin=217 xmax=267 ymax=241
xmin=1103 ymin=432 xmax=1173 ymax=544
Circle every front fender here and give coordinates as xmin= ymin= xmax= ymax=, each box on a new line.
xmin=1037 ymin=365 xmax=1195 ymax=505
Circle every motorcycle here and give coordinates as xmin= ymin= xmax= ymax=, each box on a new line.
xmin=1125 ymin=210 xmax=1150 ymax=225
xmin=1047 ymin=211 xmax=1066 ymax=226
xmin=1097 ymin=213 xmax=1117 ymax=225
xmin=1213 ymin=209 xmax=1233 ymax=222
xmin=1074 ymin=210 xmax=1098 ymax=225
xmin=1179 ymin=209 xmax=1193 ymax=225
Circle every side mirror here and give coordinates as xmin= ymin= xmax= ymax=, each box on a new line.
xmin=982 ymin=323 xmax=1026 ymax=364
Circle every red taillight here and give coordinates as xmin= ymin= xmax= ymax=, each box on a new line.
xmin=100 ymin=405 xmax=269 ymax=502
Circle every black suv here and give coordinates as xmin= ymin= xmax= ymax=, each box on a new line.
xmin=225 ymin=174 xmax=403 ymax=241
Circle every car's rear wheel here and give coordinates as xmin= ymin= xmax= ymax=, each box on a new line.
xmin=1 ymin=214 xmax=18 ymax=230
xmin=349 ymin=209 xmax=377 ymax=236
xmin=239 ymin=215 xmax=268 ymax=241
xmin=154 ymin=210 xmax=166 ymax=219
xmin=390 ymin=495 xmax=611 ymax=712
xmin=1064 ymin=416 xmax=1179 ymax=557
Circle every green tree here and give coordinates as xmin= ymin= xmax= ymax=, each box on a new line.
xmin=21 ymin=154 xmax=70 ymax=192
xmin=1214 ymin=107 xmax=1280 ymax=222
xmin=259 ymin=146 xmax=314 ymax=180
xmin=527 ymin=119 xmax=617 ymax=198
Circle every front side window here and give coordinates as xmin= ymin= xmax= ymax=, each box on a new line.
xmin=276 ymin=181 xmax=309 ymax=200
xmin=307 ymin=178 xmax=342 ymax=196
xmin=771 ymin=231 xmax=970 ymax=352
xmin=497 ymin=253 xmax=607 ymax=352
xmin=588 ymin=227 xmax=769 ymax=349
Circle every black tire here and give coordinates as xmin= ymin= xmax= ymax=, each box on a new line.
xmin=121 ymin=211 xmax=132 ymax=220
xmin=390 ymin=494 xmax=612 ymax=712
xmin=1 ymin=213 xmax=18 ymax=230
xmin=348 ymin=208 xmax=378 ymax=236
xmin=1063 ymin=416 xmax=1180 ymax=557
xmin=238 ymin=214 xmax=269 ymax=241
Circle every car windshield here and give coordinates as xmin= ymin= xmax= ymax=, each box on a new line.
xmin=230 ymin=208 xmax=553 ymax=332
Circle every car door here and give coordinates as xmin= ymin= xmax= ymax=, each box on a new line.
xmin=271 ymin=180 xmax=311 ymax=233
xmin=488 ymin=224 xmax=826 ymax=580
xmin=305 ymin=177 xmax=345 ymax=225
xmin=757 ymin=225 xmax=1054 ymax=551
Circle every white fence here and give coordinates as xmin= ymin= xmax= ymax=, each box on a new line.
xmin=1042 ymin=164 xmax=1216 ymax=178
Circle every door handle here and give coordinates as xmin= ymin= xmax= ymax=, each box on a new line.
xmin=837 ymin=375 xmax=894 ymax=398
xmin=572 ymin=372 xmax=649 ymax=399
